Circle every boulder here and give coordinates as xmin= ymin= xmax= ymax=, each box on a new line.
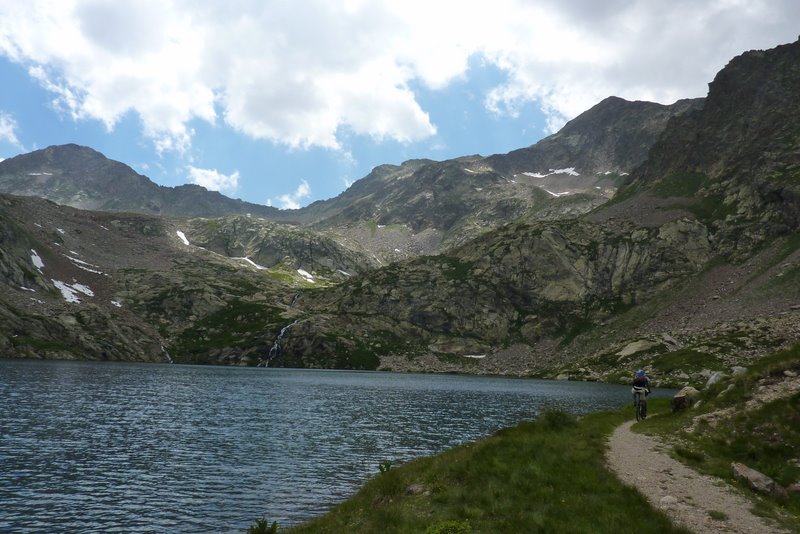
xmin=705 ymin=371 xmax=727 ymax=388
xmin=671 ymin=386 xmax=700 ymax=412
xmin=731 ymin=462 xmax=788 ymax=498
xmin=616 ymin=339 xmax=658 ymax=358
xmin=406 ymin=483 xmax=427 ymax=495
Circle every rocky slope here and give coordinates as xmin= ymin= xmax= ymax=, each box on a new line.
xmin=0 ymin=193 xmax=314 ymax=363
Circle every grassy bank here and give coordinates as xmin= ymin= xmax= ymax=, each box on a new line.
xmin=273 ymin=408 xmax=688 ymax=534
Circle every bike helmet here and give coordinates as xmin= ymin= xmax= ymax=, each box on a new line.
xmin=635 ymin=369 xmax=645 ymax=377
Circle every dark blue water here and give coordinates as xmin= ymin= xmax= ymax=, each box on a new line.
xmin=0 ymin=360 xmax=668 ymax=532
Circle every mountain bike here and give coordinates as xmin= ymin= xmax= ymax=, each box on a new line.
xmin=633 ymin=386 xmax=648 ymax=421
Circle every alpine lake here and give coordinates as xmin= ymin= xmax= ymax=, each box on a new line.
xmin=0 ymin=359 xmax=674 ymax=532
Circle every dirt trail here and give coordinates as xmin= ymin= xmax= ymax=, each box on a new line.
xmin=606 ymin=420 xmax=790 ymax=534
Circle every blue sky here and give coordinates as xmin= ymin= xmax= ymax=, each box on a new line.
xmin=1 ymin=1 xmax=798 ymax=209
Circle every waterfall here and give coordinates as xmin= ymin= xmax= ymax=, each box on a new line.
xmin=260 ymin=320 xmax=299 ymax=367
xmin=160 ymin=345 xmax=173 ymax=364
xmin=289 ymin=290 xmax=301 ymax=307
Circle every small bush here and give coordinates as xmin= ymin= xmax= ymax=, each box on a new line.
xmin=708 ymin=510 xmax=728 ymax=521
xmin=378 ymin=460 xmax=393 ymax=473
xmin=674 ymin=446 xmax=705 ymax=464
xmin=247 ymin=518 xmax=278 ymax=534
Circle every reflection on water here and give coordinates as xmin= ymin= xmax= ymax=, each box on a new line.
xmin=0 ymin=360 xmax=669 ymax=531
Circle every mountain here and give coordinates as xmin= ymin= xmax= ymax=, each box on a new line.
xmin=0 ymin=144 xmax=291 ymax=220
xmin=276 ymin=39 xmax=800 ymax=382
xmin=0 ymin=95 xmax=699 ymax=262
xmin=295 ymin=96 xmax=702 ymax=254
xmin=1 ymin=39 xmax=798 ymax=385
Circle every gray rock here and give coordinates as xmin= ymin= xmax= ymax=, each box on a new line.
xmin=671 ymin=386 xmax=700 ymax=412
xmin=705 ymin=371 xmax=726 ymax=388
xmin=731 ymin=462 xmax=788 ymax=498
xmin=406 ymin=483 xmax=427 ymax=495
xmin=660 ymin=495 xmax=679 ymax=506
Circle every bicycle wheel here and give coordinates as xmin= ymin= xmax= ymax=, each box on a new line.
xmin=634 ymin=394 xmax=641 ymax=421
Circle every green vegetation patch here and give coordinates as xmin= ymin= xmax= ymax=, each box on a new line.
xmin=435 ymin=256 xmax=475 ymax=282
xmin=285 ymin=409 xmax=688 ymax=534
xmin=653 ymin=171 xmax=710 ymax=198
xmin=643 ymin=348 xmax=723 ymax=379
xmin=170 ymin=299 xmax=284 ymax=363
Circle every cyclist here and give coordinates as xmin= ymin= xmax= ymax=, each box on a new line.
xmin=631 ymin=369 xmax=651 ymax=414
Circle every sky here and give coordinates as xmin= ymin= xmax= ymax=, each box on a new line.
xmin=0 ymin=1 xmax=798 ymax=209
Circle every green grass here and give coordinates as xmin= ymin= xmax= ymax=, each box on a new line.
xmin=283 ymin=409 xmax=689 ymax=534
xmin=653 ymin=171 xmax=710 ymax=198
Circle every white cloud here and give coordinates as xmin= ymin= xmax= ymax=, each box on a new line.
xmin=273 ymin=180 xmax=312 ymax=210
xmin=188 ymin=166 xmax=239 ymax=194
xmin=0 ymin=0 xmax=797 ymax=149
xmin=0 ymin=112 xmax=23 ymax=148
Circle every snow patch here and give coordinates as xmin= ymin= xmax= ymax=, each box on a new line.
xmin=64 ymin=254 xmax=104 ymax=274
xmin=464 ymin=168 xmax=480 ymax=174
xmin=236 ymin=257 xmax=267 ymax=270
xmin=30 ymin=249 xmax=44 ymax=271
xmin=176 ymin=231 xmax=190 ymax=246
xmin=543 ymin=189 xmax=573 ymax=198
xmin=27 ymin=172 xmax=53 ymax=176
xmin=100 ymin=225 xmax=110 ymax=231
xmin=463 ymin=354 xmax=486 ymax=359
xmin=337 ymin=269 xmax=351 ymax=277
xmin=56 ymin=228 xmax=65 ymax=234
xmin=297 ymin=269 xmax=315 ymax=283
xmin=52 ymin=279 xmax=94 ymax=303
xmin=523 ymin=167 xmax=580 ymax=178
xmin=394 ymin=248 xmax=401 ymax=253
xmin=20 ymin=286 xmax=36 ymax=292
xmin=34 ymin=223 xmax=43 ymax=228
xmin=111 ymin=300 xmax=122 ymax=308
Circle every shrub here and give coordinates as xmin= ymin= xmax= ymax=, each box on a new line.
xmin=247 ymin=518 xmax=278 ymax=534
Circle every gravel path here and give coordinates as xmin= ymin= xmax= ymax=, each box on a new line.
xmin=606 ymin=420 xmax=790 ymax=534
